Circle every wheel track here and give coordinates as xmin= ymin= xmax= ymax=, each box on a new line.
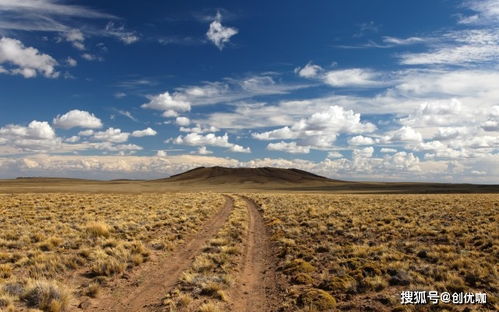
xmin=230 ymin=196 xmax=278 ymax=312
xmin=83 ymin=195 xmax=234 ymax=312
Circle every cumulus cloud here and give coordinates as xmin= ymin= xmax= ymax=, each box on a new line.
xmin=65 ymin=57 xmax=77 ymax=67
xmin=0 ymin=37 xmax=58 ymax=78
xmin=400 ymin=99 xmax=473 ymax=127
xmin=385 ymin=126 xmax=423 ymax=143
xmin=267 ymin=141 xmax=310 ymax=154
xmin=295 ymin=62 xmax=324 ymax=78
xmin=180 ymin=124 xmax=219 ymax=133
xmin=63 ymin=29 xmax=85 ymax=50
xmin=197 ymin=146 xmax=212 ymax=155
xmin=348 ymin=135 xmax=375 ymax=146
xmin=0 ymin=120 xmax=61 ymax=152
xmin=175 ymin=117 xmax=190 ymax=126
xmin=253 ymin=105 xmax=376 ymax=150
xmin=327 ymin=151 xmax=343 ymax=158
xmin=92 ymin=128 xmax=129 ymax=143
xmin=0 ymin=120 xmax=55 ymax=140
xmin=172 ymin=132 xmax=250 ymax=153
xmin=131 ymin=128 xmax=157 ymax=137
xmin=141 ymin=91 xmax=191 ymax=117
xmin=206 ymin=11 xmax=238 ymax=50
xmin=53 ymin=109 xmax=102 ymax=129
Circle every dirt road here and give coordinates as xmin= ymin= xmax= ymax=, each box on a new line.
xmin=230 ymin=197 xmax=278 ymax=312
xmin=83 ymin=196 xmax=234 ymax=312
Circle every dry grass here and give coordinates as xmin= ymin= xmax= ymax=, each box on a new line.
xmin=0 ymin=192 xmax=224 ymax=310
xmin=162 ymin=197 xmax=249 ymax=311
xmin=248 ymin=193 xmax=499 ymax=311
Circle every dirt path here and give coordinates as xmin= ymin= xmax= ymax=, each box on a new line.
xmin=230 ymin=197 xmax=278 ymax=312
xmin=82 ymin=195 xmax=234 ymax=312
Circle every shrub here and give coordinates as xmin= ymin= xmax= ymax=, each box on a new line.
xmin=21 ymin=280 xmax=70 ymax=312
xmin=85 ymin=222 xmax=111 ymax=238
xmin=297 ymin=288 xmax=336 ymax=310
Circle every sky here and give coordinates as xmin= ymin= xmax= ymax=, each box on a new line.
xmin=0 ymin=0 xmax=499 ymax=183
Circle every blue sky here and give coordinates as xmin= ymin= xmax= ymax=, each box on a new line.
xmin=1 ymin=0 xmax=499 ymax=182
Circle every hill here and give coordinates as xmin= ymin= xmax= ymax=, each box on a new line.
xmin=156 ymin=166 xmax=343 ymax=185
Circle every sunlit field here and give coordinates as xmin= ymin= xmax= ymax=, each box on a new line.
xmin=0 ymin=192 xmax=497 ymax=311
xmin=248 ymin=193 xmax=498 ymax=312
xmin=0 ymin=193 xmax=223 ymax=311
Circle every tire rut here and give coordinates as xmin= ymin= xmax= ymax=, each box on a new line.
xmin=231 ymin=196 xmax=278 ymax=312
xmin=84 ymin=195 xmax=234 ymax=312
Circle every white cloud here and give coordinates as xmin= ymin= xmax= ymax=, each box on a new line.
xmin=173 ymin=132 xmax=250 ymax=153
xmin=353 ymin=146 xmax=374 ymax=158
xmin=141 ymin=91 xmax=191 ymax=116
xmin=0 ymin=0 xmax=114 ymax=19
xmin=78 ymin=129 xmax=94 ymax=136
xmin=65 ymin=57 xmax=77 ymax=67
xmin=267 ymin=141 xmax=310 ymax=154
xmin=252 ymin=105 xmax=376 ymax=149
xmin=323 ymin=68 xmax=382 ymax=87
xmin=105 ymin=22 xmax=139 ymax=44
xmin=348 ymin=135 xmax=375 ymax=146
xmin=81 ymin=53 xmax=102 ymax=61
xmin=229 ymin=145 xmax=251 ymax=153
xmin=53 ymin=109 xmax=102 ymax=129
xmin=143 ymin=76 xmax=306 ymax=121
xmin=295 ymin=62 xmax=323 ymax=78
xmin=399 ymin=29 xmax=499 ymax=65
xmin=156 ymin=150 xmax=167 ymax=157
xmin=0 ymin=120 xmax=61 ymax=152
xmin=63 ymin=29 xmax=85 ymax=50
xmin=197 ymin=146 xmax=212 ymax=155
xmin=0 ymin=120 xmax=55 ymax=140
xmin=131 ymin=128 xmax=157 ymax=137
xmin=180 ymin=124 xmax=219 ymax=133
xmin=92 ymin=128 xmax=129 ymax=143
xmin=380 ymin=148 xmax=397 ymax=153
xmin=385 ymin=126 xmax=423 ymax=143
xmin=327 ymin=151 xmax=343 ymax=158
xmin=116 ymin=110 xmax=137 ymax=121
xmin=0 ymin=37 xmax=58 ymax=78
xmin=459 ymin=0 xmax=499 ymax=24
xmin=175 ymin=117 xmax=190 ymax=126
xmin=206 ymin=11 xmax=238 ymax=50
xmin=382 ymin=36 xmax=425 ymax=45
xmin=65 ymin=135 xmax=79 ymax=143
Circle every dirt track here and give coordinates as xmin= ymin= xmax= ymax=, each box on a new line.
xmin=230 ymin=197 xmax=278 ymax=312
xmin=82 ymin=196 xmax=234 ymax=312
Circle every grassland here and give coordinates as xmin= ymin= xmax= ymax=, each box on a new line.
xmin=0 ymin=189 xmax=497 ymax=312
xmin=0 ymin=193 xmax=224 ymax=311
xmin=162 ymin=196 xmax=249 ymax=311
xmin=248 ymin=193 xmax=499 ymax=311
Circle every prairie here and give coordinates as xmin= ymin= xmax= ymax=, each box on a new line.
xmin=0 ymin=193 xmax=224 ymax=311
xmin=0 ymin=177 xmax=497 ymax=311
xmin=247 ymin=193 xmax=498 ymax=311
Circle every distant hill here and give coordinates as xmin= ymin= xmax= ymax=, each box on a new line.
xmin=156 ymin=166 xmax=343 ymax=185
